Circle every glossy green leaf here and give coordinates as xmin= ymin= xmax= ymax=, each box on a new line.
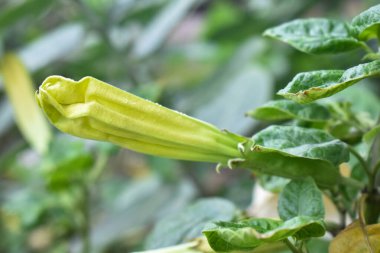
xmin=278 ymin=178 xmax=324 ymax=221
xmin=231 ymin=126 xmax=348 ymax=188
xmin=278 ymin=60 xmax=380 ymax=103
xmin=264 ymin=18 xmax=362 ymax=54
xmin=145 ymin=198 xmax=237 ymax=249
xmin=247 ymin=99 xmax=330 ymax=122
xmin=351 ymin=4 xmax=380 ymax=40
xmin=203 ymin=216 xmax=325 ymax=252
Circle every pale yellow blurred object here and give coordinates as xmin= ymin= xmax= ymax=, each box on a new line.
xmin=248 ymin=163 xmax=352 ymax=223
xmin=248 ymin=184 xmax=341 ymax=222
xmin=0 ymin=53 xmax=51 ymax=154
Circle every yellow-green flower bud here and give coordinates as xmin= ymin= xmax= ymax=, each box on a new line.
xmin=36 ymin=76 xmax=245 ymax=164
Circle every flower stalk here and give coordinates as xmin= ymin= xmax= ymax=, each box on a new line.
xmin=36 ymin=76 xmax=245 ymax=164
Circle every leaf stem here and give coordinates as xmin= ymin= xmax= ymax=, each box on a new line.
xmin=340 ymin=176 xmax=365 ymax=190
xmin=283 ymin=238 xmax=302 ymax=253
xmin=80 ymin=184 xmax=91 ymax=253
xmin=372 ymin=160 xmax=380 ymax=186
xmin=348 ymin=146 xmax=371 ymax=186
xmin=360 ymin=42 xmax=376 ymax=54
xmin=359 ymin=194 xmax=374 ymax=253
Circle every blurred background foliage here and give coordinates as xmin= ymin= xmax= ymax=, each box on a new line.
xmin=0 ymin=0 xmax=379 ymax=252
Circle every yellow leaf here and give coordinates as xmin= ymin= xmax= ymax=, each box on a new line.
xmin=329 ymin=221 xmax=380 ymax=253
xmin=0 ymin=53 xmax=51 ymax=154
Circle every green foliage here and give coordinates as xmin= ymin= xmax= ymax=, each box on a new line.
xmin=203 ymin=216 xmax=325 ymax=251
xmin=351 ymin=4 xmax=380 ymax=40
xmin=247 ymin=99 xmax=330 ymax=122
xmin=264 ymin=18 xmax=362 ymax=54
xmin=0 ymin=0 xmax=54 ymax=31
xmin=41 ymin=136 xmax=94 ymax=191
xmin=252 ymin=126 xmax=348 ymax=167
xmin=145 ymin=198 xmax=238 ymax=249
xmin=2 ymin=1 xmax=380 ymax=253
xmin=278 ymin=178 xmax=324 ymax=221
xmin=230 ymin=126 xmax=348 ymax=188
xmin=278 ymin=60 xmax=380 ymax=103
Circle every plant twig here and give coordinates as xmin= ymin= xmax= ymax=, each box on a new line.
xmin=348 ymin=146 xmax=372 ymax=186
xmin=340 ymin=177 xmax=365 ymax=190
xmin=372 ymin=160 xmax=380 ymax=187
xmin=283 ymin=238 xmax=301 ymax=253
xmin=80 ymin=184 xmax=91 ymax=253
xmin=358 ymin=194 xmax=374 ymax=253
xmin=359 ymin=42 xmax=376 ymax=54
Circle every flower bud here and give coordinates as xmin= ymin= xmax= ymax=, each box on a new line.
xmin=36 ymin=76 xmax=245 ymax=164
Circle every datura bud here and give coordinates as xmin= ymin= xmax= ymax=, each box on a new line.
xmin=36 ymin=76 xmax=246 ymax=164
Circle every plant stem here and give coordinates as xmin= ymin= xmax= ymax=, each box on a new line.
xmin=372 ymin=160 xmax=380 ymax=188
xmin=283 ymin=238 xmax=302 ymax=253
xmin=360 ymin=42 xmax=376 ymax=54
xmin=359 ymin=194 xmax=374 ymax=253
xmin=81 ymin=184 xmax=91 ymax=253
xmin=348 ymin=146 xmax=371 ymax=185
xmin=340 ymin=177 xmax=365 ymax=190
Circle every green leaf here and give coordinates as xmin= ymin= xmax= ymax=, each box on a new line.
xmin=278 ymin=178 xmax=324 ymax=221
xmin=278 ymin=60 xmax=380 ymax=103
xmin=326 ymin=101 xmax=368 ymax=144
xmin=363 ymin=124 xmax=380 ymax=144
xmin=145 ymin=198 xmax=237 ymax=249
xmin=247 ymin=99 xmax=330 ymax=122
xmin=203 ymin=216 xmax=325 ymax=252
xmin=264 ymin=18 xmax=362 ymax=54
xmin=231 ymin=126 xmax=348 ymax=188
xmin=252 ymin=126 xmax=348 ymax=166
xmin=41 ymin=136 xmax=94 ymax=190
xmin=332 ymin=83 xmax=380 ymax=119
xmin=351 ymin=4 xmax=380 ymax=40
xmin=0 ymin=0 xmax=54 ymax=31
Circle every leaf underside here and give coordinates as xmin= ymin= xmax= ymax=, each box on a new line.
xmin=248 ymin=99 xmax=330 ymax=122
xmin=278 ymin=60 xmax=380 ymax=103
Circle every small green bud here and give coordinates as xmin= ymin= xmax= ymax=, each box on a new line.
xmin=36 ymin=76 xmax=245 ymax=164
